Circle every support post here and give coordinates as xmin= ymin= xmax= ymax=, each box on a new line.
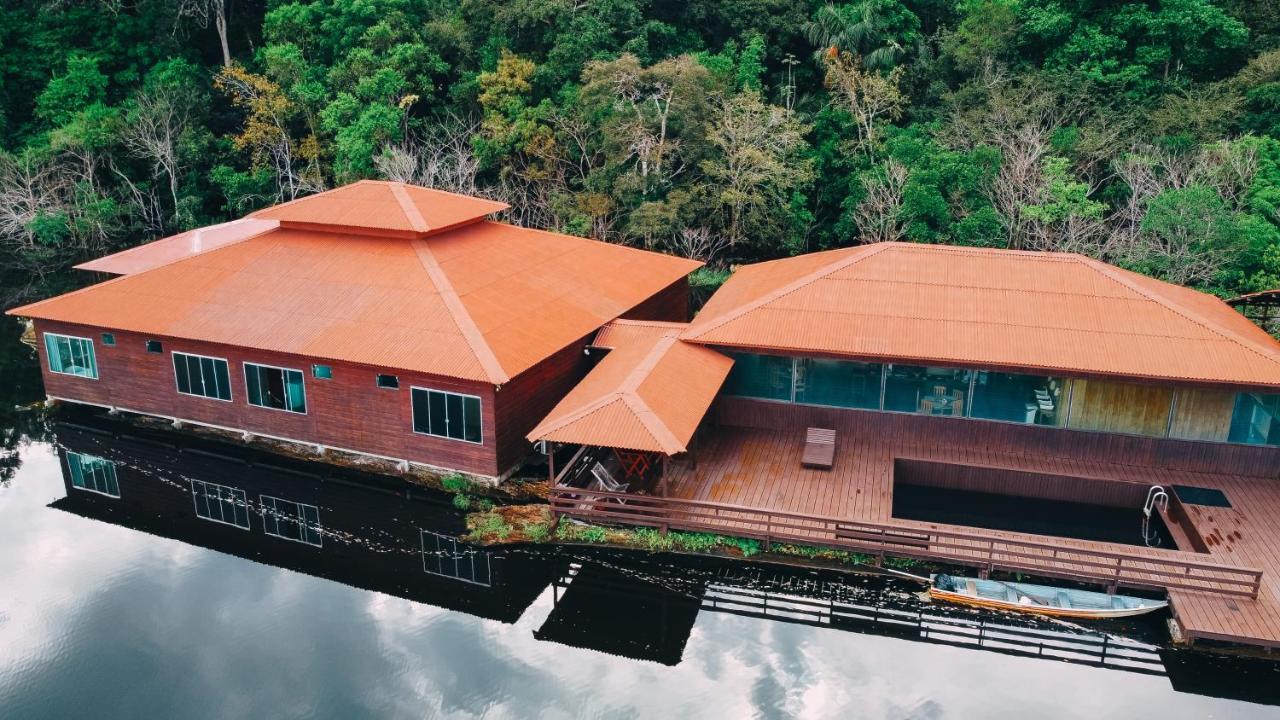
xmin=547 ymin=442 xmax=556 ymax=489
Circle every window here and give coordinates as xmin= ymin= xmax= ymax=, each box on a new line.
xmin=101 ymin=333 xmax=116 ymax=346
xmin=245 ymin=362 xmax=307 ymax=414
xmin=377 ymin=374 xmax=399 ymax=389
xmin=146 ymin=340 xmax=163 ymax=353
xmin=970 ymin=372 xmax=1065 ymax=426
xmin=883 ymin=365 xmax=973 ymax=416
xmin=190 ymin=479 xmax=250 ymax=529
xmin=260 ymin=495 xmax=322 ymax=546
xmin=173 ymin=352 xmax=232 ymax=401
xmin=66 ymin=451 xmax=119 ymax=497
xmin=312 ymin=364 xmax=332 ymax=379
xmin=794 ymin=357 xmax=882 ymax=409
xmin=421 ymin=530 xmax=491 ymax=585
xmin=1229 ymin=392 xmax=1280 ymax=446
xmin=411 ymin=387 xmax=482 ymax=443
xmin=724 ymin=353 xmax=793 ymax=400
xmin=43 ymin=333 xmax=98 ymax=379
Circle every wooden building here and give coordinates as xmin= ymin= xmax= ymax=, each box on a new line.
xmin=8 ymin=181 xmax=699 ymax=480
xmin=532 ymin=242 xmax=1280 ymax=650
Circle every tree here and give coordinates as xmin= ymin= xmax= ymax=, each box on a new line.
xmin=803 ymin=0 xmax=922 ymax=70
xmin=215 ymin=65 xmax=323 ymax=202
xmin=823 ymin=52 xmax=906 ymax=158
xmin=852 ymin=159 xmax=908 ymax=242
xmin=701 ymin=91 xmax=814 ymax=248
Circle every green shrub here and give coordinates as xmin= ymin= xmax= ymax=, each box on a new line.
xmin=474 ymin=512 xmax=512 ymax=540
xmin=441 ymin=473 xmax=472 ymax=494
xmin=633 ymin=527 xmax=675 ymax=552
xmin=523 ymin=520 xmax=551 ymax=543
xmin=452 ymin=493 xmax=472 ymax=511
xmin=475 ymin=498 xmax=495 ymax=512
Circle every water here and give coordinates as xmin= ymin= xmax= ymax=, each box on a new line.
xmin=2 ymin=330 xmax=1280 ymax=719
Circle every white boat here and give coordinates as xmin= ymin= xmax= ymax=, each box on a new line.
xmin=929 ymin=574 xmax=1169 ymax=619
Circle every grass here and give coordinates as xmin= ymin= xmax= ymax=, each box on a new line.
xmin=452 ymin=493 xmax=472 ymax=511
xmin=441 ymin=473 xmax=472 ymax=494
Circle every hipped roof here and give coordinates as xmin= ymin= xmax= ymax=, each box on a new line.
xmin=683 ymin=242 xmax=1280 ymax=389
xmin=10 ymin=182 xmax=701 ymax=384
xmin=527 ymin=320 xmax=733 ymax=454
xmin=249 ymin=180 xmax=510 ymax=236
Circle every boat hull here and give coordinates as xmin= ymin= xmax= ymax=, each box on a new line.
xmin=928 ymin=587 xmax=1168 ymax=619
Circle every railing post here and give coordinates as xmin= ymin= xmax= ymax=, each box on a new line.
xmin=764 ymin=514 xmax=772 ymax=552
xmin=1109 ymin=557 xmax=1122 ymax=594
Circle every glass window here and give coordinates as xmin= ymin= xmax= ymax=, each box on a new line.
xmin=411 ymin=387 xmax=482 ymax=443
xmin=421 ymin=530 xmax=491 ymax=586
xmin=190 ymin=479 xmax=250 ymax=529
xmin=245 ymin=363 xmax=306 ymax=414
xmin=376 ymin=374 xmax=399 ymax=389
xmin=66 ymin=451 xmax=119 ymax=497
xmin=101 ymin=333 xmax=116 ymax=346
xmin=970 ymin=371 xmax=1066 ymax=426
xmin=312 ymin=364 xmax=332 ymax=379
xmin=146 ymin=340 xmax=163 ymax=353
xmin=1228 ymin=392 xmax=1280 ymax=446
xmin=260 ymin=495 xmax=322 ymax=546
xmin=884 ymin=365 xmax=972 ymax=416
xmin=43 ymin=333 xmax=98 ymax=379
xmin=724 ymin=353 xmax=793 ymax=401
xmin=173 ymin=352 xmax=232 ymax=401
xmin=794 ymin=358 xmax=882 ymax=409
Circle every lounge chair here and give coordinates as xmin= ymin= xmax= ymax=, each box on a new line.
xmin=801 ymin=427 xmax=837 ymax=469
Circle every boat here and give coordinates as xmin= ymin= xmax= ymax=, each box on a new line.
xmin=928 ymin=574 xmax=1169 ymax=619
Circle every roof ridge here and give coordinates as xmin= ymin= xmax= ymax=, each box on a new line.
xmin=410 ymin=239 xmax=509 ymax=383
xmin=1075 ymin=256 xmax=1280 ymax=367
xmin=683 ymin=243 xmax=891 ymax=340
xmin=388 ymin=182 xmax=430 ymax=232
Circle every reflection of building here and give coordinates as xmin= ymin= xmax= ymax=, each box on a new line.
xmin=12 ymin=181 xmax=698 ymax=481
xmin=47 ymin=420 xmax=1280 ymax=704
xmin=51 ymin=421 xmax=557 ymax=622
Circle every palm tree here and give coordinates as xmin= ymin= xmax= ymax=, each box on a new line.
xmin=803 ymin=1 xmax=922 ymax=71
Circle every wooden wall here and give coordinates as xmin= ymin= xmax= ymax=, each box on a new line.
xmin=36 ymin=320 xmax=504 ymax=476
xmin=620 ymin=277 xmax=691 ymax=322
xmin=894 ymin=458 xmax=1150 ymax=508
xmin=494 ymin=333 xmax=594 ymax=475
xmin=1169 ymin=388 xmax=1236 ymax=442
xmin=1065 ymin=378 xmax=1173 ymax=436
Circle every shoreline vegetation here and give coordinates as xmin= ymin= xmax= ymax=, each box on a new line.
xmin=461 ymin=501 xmax=926 ymax=575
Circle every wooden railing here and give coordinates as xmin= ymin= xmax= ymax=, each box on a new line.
xmin=549 ymin=488 xmax=1264 ymax=599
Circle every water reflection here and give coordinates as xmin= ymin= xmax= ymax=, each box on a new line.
xmin=1 ymin=413 xmax=1278 ymax=718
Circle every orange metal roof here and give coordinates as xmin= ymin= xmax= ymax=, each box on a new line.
xmin=75 ymin=218 xmax=280 ymax=275
xmin=10 ymin=184 xmax=701 ymax=384
xmin=528 ymin=320 xmax=734 ymax=454
xmin=249 ymin=180 xmax=509 ymax=236
xmin=684 ymin=242 xmax=1280 ymax=388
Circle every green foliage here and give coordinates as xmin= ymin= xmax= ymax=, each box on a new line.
xmin=452 ymin=493 xmax=472 ymax=511
xmin=4 ymin=0 xmax=1280 ymax=313
xmin=441 ymin=473 xmax=473 ymax=494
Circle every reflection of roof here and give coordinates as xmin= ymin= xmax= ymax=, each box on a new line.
xmin=10 ymin=182 xmax=700 ymax=383
xmin=249 ymin=180 xmax=510 ymax=236
xmin=528 ymin=320 xmax=732 ymax=454
xmin=683 ymin=242 xmax=1280 ymax=388
xmin=75 ymin=218 xmax=279 ymax=275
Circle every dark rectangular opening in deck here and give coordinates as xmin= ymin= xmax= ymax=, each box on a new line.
xmin=891 ymin=459 xmax=1177 ymax=549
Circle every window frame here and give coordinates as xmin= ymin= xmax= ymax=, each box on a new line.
xmin=420 ymin=530 xmax=492 ymax=586
xmin=43 ymin=332 xmax=99 ymax=380
xmin=65 ymin=450 xmax=120 ymax=498
xmin=189 ymin=479 xmax=250 ymax=530
xmin=260 ymin=494 xmax=323 ymax=547
xmin=312 ymin=364 xmax=333 ymax=380
xmin=243 ymin=361 xmax=308 ymax=415
xmin=146 ymin=340 xmax=163 ymax=354
xmin=376 ymin=373 xmax=400 ymax=389
xmin=410 ymin=386 xmax=483 ymax=444
xmin=172 ymin=351 xmax=234 ymax=402
xmin=101 ymin=332 xmax=116 ymax=346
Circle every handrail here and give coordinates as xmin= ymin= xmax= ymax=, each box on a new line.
xmin=549 ymin=487 xmax=1263 ymax=599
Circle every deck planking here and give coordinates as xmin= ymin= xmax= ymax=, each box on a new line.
xmin=663 ymin=418 xmax=1280 ymax=650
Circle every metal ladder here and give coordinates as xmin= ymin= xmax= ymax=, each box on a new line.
xmin=1142 ymin=485 xmax=1169 ymax=547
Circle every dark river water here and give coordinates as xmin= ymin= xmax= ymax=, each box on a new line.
xmin=2 ymin=327 xmax=1280 ymax=719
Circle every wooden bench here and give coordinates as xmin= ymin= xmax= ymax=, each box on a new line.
xmin=801 ymin=427 xmax=837 ymax=469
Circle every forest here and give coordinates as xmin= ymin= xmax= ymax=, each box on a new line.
xmin=2 ymin=0 xmax=1279 ymax=307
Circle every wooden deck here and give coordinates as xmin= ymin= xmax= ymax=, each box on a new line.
xmin=564 ymin=399 xmax=1280 ymax=649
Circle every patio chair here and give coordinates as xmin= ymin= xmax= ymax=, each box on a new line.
xmin=801 ymin=427 xmax=837 ymax=470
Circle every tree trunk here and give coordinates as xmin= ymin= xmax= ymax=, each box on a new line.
xmin=215 ymin=0 xmax=231 ymax=67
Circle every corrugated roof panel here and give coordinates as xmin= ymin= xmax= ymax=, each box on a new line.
xmin=685 ymin=242 xmax=1280 ymax=387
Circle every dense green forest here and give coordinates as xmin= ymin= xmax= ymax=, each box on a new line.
xmin=3 ymin=0 xmax=1280 ymax=307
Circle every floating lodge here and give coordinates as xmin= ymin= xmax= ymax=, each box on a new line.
xmin=9 ymin=181 xmax=1280 ymax=652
